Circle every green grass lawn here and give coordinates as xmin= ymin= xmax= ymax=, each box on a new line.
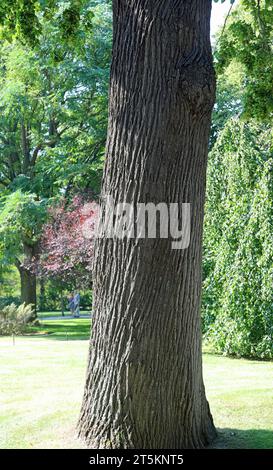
xmin=0 ymin=318 xmax=272 ymax=449
xmin=29 ymin=318 xmax=91 ymax=341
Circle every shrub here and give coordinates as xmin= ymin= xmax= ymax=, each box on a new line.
xmin=205 ymin=312 xmax=273 ymax=360
xmin=0 ymin=303 xmax=35 ymax=335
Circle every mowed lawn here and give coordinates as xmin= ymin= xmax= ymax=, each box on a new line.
xmin=0 ymin=318 xmax=272 ymax=449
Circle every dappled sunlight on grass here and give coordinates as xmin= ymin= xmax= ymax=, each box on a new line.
xmin=28 ymin=318 xmax=91 ymax=341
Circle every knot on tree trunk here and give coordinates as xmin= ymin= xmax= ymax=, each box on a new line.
xmin=177 ymin=61 xmax=216 ymax=117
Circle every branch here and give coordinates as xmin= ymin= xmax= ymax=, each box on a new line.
xmin=30 ymin=126 xmax=69 ymax=166
xmin=215 ymin=3 xmax=235 ymax=49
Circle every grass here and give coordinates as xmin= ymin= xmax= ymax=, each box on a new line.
xmin=0 ymin=335 xmax=87 ymax=449
xmin=0 ymin=317 xmax=272 ymax=449
xmin=204 ymin=353 xmax=273 ymax=449
xmin=28 ymin=318 xmax=91 ymax=341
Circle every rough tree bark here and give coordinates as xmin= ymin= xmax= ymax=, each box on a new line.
xmin=79 ymin=0 xmax=217 ymax=448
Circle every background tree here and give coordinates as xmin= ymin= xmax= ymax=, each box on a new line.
xmin=0 ymin=190 xmax=47 ymax=316
xmin=203 ymin=0 xmax=273 ymax=359
xmin=209 ymin=59 xmax=243 ymax=147
xmin=215 ymin=0 xmax=273 ymax=122
xmin=0 ymin=3 xmax=111 ymax=195
xmin=203 ymin=120 xmax=273 ymax=359
xmin=35 ymin=196 xmax=98 ymax=286
xmin=0 ymin=0 xmax=111 ymax=309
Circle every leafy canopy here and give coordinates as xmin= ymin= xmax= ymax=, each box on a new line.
xmin=0 ymin=2 xmax=111 ymax=196
xmin=215 ymin=0 xmax=273 ymax=121
xmin=0 ymin=190 xmax=48 ymax=265
xmin=0 ymin=0 xmax=235 ymax=44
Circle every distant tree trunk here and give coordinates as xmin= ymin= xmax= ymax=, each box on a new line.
xmin=19 ymin=266 xmax=37 ymax=318
xmin=60 ymin=286 xmax=65 ymax=316
xmin=79 ymin=0 xmax=216 ymax=448
xmin=39 ymin=279 xmax=46 ymax=312
xmin=17 ymin=242 xmax=37 ymax=319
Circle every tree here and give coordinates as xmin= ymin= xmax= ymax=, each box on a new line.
xmin=203 ymin=119 xmax=273 ymax=359
xmin=0 ymin=1 xmax=111 ymax=310
xmin=202 ymin=0 xmax=273 ymax=359
xmin=0 ymin=3 xmax=111 ymax=195
xmin=35 ymin=196 xmax=98 ymax=285
xmin=0 ymin=190 xmax=47 ymax=317
xmin=215 ymin=0 xmax=273 ymax=122
xmin=210 ymin=60 xmax=243 ymax=148
xmin=78 ymin=0 xmax=217 ymax=449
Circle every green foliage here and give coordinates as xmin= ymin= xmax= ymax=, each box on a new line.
xmin=0 ymin=302 xmax=35 ymax=335
xmin=207 ymin=3 xmax=273 ymax=359
xmin=0 ymin=1 xmax=111 ymax=292
xmin=0 ymin=0 xmax=237 ymax=48
xmin=37 ymin=278 xmax=92 ymax=311
xmin=0 ymin=191 xmax=48 ymax=265
xmin=0 ymin=2 xmax=111 ymax=196
xmin=211 ymin=60 xmax=244 ymax=147
xmin=203 ymin=119 xmax=273 ymax=359
xmin=215 ymin=0 xmax=273 ymax=121
xmin=0 ymin=296 xmax=21 ymax=309
xmin=0 ymin=0 xmax=42 ymax=44
xmin=0 ymin=0 xmax=86 ymax=44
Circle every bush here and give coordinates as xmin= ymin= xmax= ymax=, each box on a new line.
xmin=0 ymin=303 xmax=35 ymax=335
xmin=205 ymin=312 xmax=273 ymax=360
xmin=0 ymin=296 xmax=21 ymax=310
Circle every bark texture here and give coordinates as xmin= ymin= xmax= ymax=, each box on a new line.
xmin=79 ymin=0 xmax=216 ymax=448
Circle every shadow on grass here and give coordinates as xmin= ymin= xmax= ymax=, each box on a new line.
xmin=212 ymin=428 xmax=273 ymax=449
xmin=26 ymin=319 xmax=91 ymax=341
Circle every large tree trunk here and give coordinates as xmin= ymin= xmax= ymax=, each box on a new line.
xmin=79 ymin=0 xmax=216 ymax=448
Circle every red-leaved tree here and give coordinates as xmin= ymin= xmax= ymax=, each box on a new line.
xmin=35 ymin=196 xmax=99 ymax=286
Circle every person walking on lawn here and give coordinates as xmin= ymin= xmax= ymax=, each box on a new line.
xmin=74 ymin=292 xmax=80 ymax=318
xmin=68 ymin=294 xmax=75 ymax=316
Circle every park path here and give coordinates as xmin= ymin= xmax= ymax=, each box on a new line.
xmin=38 ymin=314 xmax=92 ymax=321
